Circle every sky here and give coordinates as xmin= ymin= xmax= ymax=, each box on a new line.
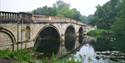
xmin=0 ymin=0 xmax=109 ymax=16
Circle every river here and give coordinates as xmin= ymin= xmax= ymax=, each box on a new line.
xmin=74 ymin=43 xmax=125 ymax=63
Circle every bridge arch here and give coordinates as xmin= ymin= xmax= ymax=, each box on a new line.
xmin=65 ymin=25 xmax=76 ymax=51
xmin=79 ymin=27 xmax=84 ymax=44
xmin=0 ymin=27 xmax=16 ymax=50
xmin=34 ymin=25 xmax=60 ymax=56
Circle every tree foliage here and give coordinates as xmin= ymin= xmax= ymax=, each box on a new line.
xmin=111 ymin=0 xmax=125 ymax=52
xmin=32 ymin=6 xmax=57 ymax=16
xmin=94 ymin=0 xmax=121 ymax=29
xmin=32 ymin=0 xmax=84 ymax=22
xmin=87 ymin=29 xmax=114 ymax=51
xmin=92 ymin=0 xmax=125 ymax=52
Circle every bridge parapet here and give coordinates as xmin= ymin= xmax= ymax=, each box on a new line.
xmin=32 ymin=15 xmax=85 ymax=26
xmin=0 ymin=11 xmax=85 ymax=26
xmin=0 ymin=11 xmax=32 ymax=24
xmin=0 ymin=11 xmax=19 ymax=23
xmin=32 ymin=15 xmax=73 ymax=22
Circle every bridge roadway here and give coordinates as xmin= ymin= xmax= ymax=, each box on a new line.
xmin=0 ymin=11 xmax=91 ymax=56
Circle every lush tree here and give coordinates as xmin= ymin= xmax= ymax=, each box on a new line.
xmin=32 ymin=6 xmax=57 ymax=16
xmin=94 ymin=0 xmax=121 ymax=29
xmin=86 ymin=15 xmax=96 ymax=26
xmin=53 ymin=0 xmax=82 ymax=21
xmin=71 ymin=8 xmax=82 ymax=21
xmin=111 ymin=0 xmax=125 ymax=52
xmin=90 ymin=0 xmax=125 ymax=52
xmin=78 ymin=15 xmax=87 ymax=23
xmin=53 ymin=0 xmax=71 ymax=17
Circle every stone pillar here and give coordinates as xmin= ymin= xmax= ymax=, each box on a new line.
xmin=57 ymin=34 xmax=66 ymax=57
xmin=75 ymin=32 xmax=80 ymax=49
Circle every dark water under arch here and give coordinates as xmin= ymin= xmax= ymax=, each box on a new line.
xmin=35 ymin=27 xmax=60 ymax=56
xmin=65 ymin=25 xmax=76 ymax=51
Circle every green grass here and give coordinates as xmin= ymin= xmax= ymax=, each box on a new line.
xmin=34 ymin=54 xmax=82 ymax=63
xmin=0 ymin=49 xmax=32 ymax=62
xmin=0 ymin=49 xmax=82 ymax=63
xmin=41 ymin=57 xmax=81 ymax=63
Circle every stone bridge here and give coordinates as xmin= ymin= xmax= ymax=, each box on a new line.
xmin=0 ymin=11 xmax=92 ymax=56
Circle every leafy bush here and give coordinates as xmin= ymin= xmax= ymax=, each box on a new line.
xmin=87 ymin=29 xmax=110 ymax=38
xmin=87 ymin=29 xmax=114 ymax=51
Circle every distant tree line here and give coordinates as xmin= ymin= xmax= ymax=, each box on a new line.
xmin=32 ymin=0 xmax=87 ymax=23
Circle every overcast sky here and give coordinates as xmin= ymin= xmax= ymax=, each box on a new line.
xmin=0 ymin=0 xmax=109 ymax=16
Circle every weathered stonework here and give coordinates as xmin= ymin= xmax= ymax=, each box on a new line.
xmin=0 ymin=11 xmax=94 ymax=56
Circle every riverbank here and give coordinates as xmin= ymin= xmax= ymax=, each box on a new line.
xmin=0 ymin=49 xmax=80 ymax=63
xmin=0 ymin=47 xmax=125 ymax=63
